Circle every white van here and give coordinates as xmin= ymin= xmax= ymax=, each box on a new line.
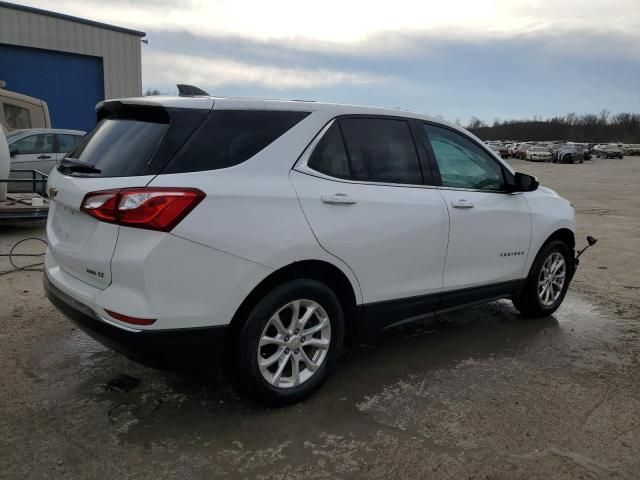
xmin=0 ymin=83 xmax=51 ymax=131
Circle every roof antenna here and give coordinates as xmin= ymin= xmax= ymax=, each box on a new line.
xmin=177 ymin=84 xmax=209 ymax=96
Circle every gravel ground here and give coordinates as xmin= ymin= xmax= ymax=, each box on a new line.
xmin=1 ymin=156 xmax=639 ymax=479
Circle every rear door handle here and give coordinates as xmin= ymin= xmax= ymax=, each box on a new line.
xmin=37 ymin=155 xmax=52 ymax=159
xmin=451 ymin=199 xmax=475 ymax=209
xmin=321 ymin=193 xmax=357 ymax=205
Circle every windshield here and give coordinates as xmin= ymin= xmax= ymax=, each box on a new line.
xmin=532 ymin=147 xmax=547 ymax=152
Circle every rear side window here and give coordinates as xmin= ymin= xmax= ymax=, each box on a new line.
xmin=66 ymin=119 xmax=169 ymax=177
xmin=163 ymin=110 xmax=309 ymax=174
xmin=339 ymin=118 xmax=421 ymax=185
xmin=307 ymin=123 xmax=350 ymax=179
xmin=57 ymin=134 xmax=83 ymax=153
xmin=3 ymin=103 xmax=32 ymax=129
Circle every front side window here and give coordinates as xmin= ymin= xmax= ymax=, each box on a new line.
xmin=339 ymin=118 xmax=421 ymax=185
xmin=424 ymin=124 xmax=505 ymax=191
xmin=10 ymin=133 xmax=54 ymax=155
xmin=307 ymin=123 xmax=350 ymax=179
xmin=3 ymin=103 xmax=32 ymax=129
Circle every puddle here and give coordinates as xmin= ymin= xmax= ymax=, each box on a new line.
xmin=19 ymin=291 xmax=637 ymax=478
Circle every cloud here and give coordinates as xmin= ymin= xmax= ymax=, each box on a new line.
xmin=143 ymin=51 xmax=388 ymax=90
xmin=140 ymin=27 xmax=640 ymax=120
xmin=14 ymin=0 xmax=640 ymax=120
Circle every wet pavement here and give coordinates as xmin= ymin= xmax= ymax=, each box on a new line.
xmin=3 ymin=157 xmax=640 ymax=478
xmin=2 ymin=266 xmax=639 ymax=478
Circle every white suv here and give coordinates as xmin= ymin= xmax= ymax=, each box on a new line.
xmin=45 ymin=96 xmax=576 ymax=406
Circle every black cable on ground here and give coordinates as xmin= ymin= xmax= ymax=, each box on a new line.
xmin=0 ymin=237 xmax=48 ymax=276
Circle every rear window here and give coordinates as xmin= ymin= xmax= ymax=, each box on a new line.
xmin=60 ymin=107 xmax=308 ymax=177
xmin=162 ymin=110 xmax=309 ymax=174
xmin=65 ymin=118 xmax=169 ymax=177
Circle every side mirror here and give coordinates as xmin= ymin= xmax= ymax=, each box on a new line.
xmin=9 ymin=149 xmax=18 ymax=157
xmin=514 ymin=172 xmax=539 ymax=192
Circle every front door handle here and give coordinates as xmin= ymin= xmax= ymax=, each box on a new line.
xmin=321 ymin=193 xmax=357 ymax=205
xmin=451 ymin=199 xmax=475 ymax=209
xmin=37 ymin=155 xmax=51 ymax=159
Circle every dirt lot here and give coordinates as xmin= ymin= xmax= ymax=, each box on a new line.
xmin=1 ymin=156 xmax=639 ymax=479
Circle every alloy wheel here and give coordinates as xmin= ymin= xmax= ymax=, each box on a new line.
xmin=537 ymin=252 xmax=566 ymax=307
xmin=257 ymin=299 xmax=331 ymax=388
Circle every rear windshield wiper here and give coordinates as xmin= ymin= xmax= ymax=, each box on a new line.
xmin=58 ymin=158 xmax=102 ymax=175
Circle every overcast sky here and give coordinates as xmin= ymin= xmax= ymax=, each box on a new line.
xmin=17 ymin=0 xmax=640 ymax=122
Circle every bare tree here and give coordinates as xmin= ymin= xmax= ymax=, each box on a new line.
xmin=467 ymin=112 xmax=640 ymax=142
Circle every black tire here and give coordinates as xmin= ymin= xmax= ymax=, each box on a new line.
xmin=233 ymin=279 xmax=345 ymax=407
xmin=513 ymin=240 xmax=572 ymax=318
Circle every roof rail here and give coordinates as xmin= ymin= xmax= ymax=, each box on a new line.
xmin=177 ymin=84 xmax=209 ymax=97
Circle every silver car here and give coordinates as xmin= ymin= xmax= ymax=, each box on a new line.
xmin=6 ymin=128 xmax=85 ymax=192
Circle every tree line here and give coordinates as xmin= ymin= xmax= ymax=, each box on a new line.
xmin=467 ymin=111 xmax=640 ymax=143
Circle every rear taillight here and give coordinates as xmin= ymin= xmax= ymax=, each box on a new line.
xmin=81 ymin=187 xmax=205 ymax=232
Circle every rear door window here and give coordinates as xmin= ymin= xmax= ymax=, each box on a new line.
xmin=339 ymin=118 xmax=421 ymax=185
xmin=307 ymin=122 xmax=350 ymax=179
xmin=163 ymin=110 xmax=309 ymax=174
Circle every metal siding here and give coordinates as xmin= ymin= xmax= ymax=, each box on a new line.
xmin=0 ymin=4 xmax=142 ymax=99
xmin=0 ymin=44 xmax=104 ymax=130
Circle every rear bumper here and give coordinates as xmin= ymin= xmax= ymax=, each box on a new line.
xmin=44 ymin=273 xmax=227 ymax=369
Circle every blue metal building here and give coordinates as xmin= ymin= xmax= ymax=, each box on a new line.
xmin=0 ymin=1 xmax=145 ymax=132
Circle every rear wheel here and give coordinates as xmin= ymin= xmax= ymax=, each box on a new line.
xmin=513 ymin=241 xmax=572 ymax=318
xmin=233 ymin=279 xmax=345 ymax=406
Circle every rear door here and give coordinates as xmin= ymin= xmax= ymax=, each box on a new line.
xmin=292 ymin=116 xmax=449 ymax=317
xmin=46 ymin=102 xmax=211 ymax=289
xmin=420 ymin=123 xmax=531 ymax=292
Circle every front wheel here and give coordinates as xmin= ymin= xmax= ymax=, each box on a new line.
xmin=513 ymin=241 xmax=572 ymax=318
xmin=233 ymin=279 xmax=345 ymax=407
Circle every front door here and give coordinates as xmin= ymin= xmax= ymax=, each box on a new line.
xmin=421 ymin=123 xmax=531 ymax=292
xmin=8 ymin=133 xmax=55 ymax=191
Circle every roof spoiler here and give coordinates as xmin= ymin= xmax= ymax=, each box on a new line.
xmin=177 ymin=84 xmax=209 ymax=96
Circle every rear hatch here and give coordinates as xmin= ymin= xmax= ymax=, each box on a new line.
xmin=46 ymin=98 xmax=213 ymax=289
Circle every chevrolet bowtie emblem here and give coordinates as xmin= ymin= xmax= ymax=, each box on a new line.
xmin=48 ymin=186 xmax=58 ymax=199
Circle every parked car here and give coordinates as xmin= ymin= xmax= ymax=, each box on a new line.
xmin=496 ymin=144 xmax=510 ymax=158
xmin=515 ymin=143 xmax=531 ymax=159
xmin=550 ymin=144 xmax=565 ymax=162
xmin=45 ymin=95 xmax=577 ymax=406
xmin=554 ymin=145 xmax=584 ymax=164
xmin=6 ymin=128 xmax=85 ymax=176
xmin=507 ymin=143 xmax=520 ymax=157
xmin=486 ymin=142 xmax=508 ymax=158
xmin=623 ymin=144 xmax=640 ymax=155
xmin=525 ymin=146 xmax=552 ymax=162
xmin=596 ymin=145 xmax=624 ymax=159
